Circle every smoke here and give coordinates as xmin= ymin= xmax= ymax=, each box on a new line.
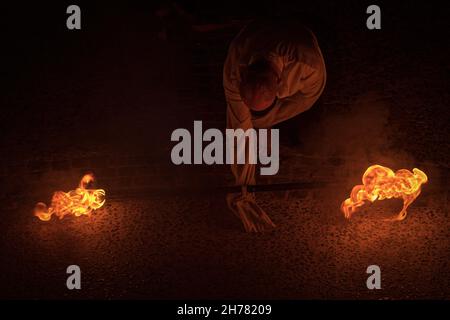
xmin=302 ymin=91 xmax=417 ymax=179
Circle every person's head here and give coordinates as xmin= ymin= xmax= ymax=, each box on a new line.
xmin=239 ymin=59 xmax=280 ymax=111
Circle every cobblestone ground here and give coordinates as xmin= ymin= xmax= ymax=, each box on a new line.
xmin=0 ymin=1 xmax=448 ymax=299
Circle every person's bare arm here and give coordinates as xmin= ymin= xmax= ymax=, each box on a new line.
xmin=224 ymin=42 xmax=256 ymax=186
xmin=223 ymin=45 xmax=276 ymax=232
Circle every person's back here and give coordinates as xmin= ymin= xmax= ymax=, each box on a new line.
xmin=229 ymin=18 xmax=323 ymax=70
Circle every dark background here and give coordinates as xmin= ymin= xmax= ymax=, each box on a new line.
xmin=0 ymin=0 xmax=449 ymax=299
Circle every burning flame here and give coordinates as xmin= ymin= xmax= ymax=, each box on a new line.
xmin=34 ymin=173 xmax=106 ymax=221
xmin=341 ymin=165 xmax=428 ymax=221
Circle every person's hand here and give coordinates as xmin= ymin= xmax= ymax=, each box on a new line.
xmin=226 ymin=186 xmax=276 ymax=232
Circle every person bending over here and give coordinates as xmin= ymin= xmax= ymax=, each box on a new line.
xmin=223 ymin=18 xmax=326 ymax=232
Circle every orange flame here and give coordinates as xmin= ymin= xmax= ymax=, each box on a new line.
xmin=341 ymin=165 xmax=428 ymax=221
xmin=34 ymin=173 xmax=106 ymax=221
